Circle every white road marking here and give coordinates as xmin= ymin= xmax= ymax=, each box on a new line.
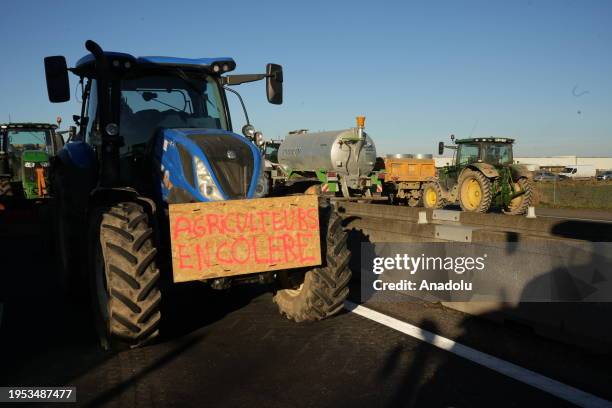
xmin=345 ymin=301 xmax=612 ymax=408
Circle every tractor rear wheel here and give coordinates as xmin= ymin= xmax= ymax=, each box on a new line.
xmin=89 ymin=202 xmax=161 ymax=350
xmin=504 ymin=177 xmax=534 ymax=215
xmin=458 ymin=169 xmax=492 ymax=213
xmin=422 ymin=182 xmax=445 ymax=209
xmin=273 ymin=204 xmax=351 ymax=322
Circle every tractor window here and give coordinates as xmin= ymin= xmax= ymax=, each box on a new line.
xmin=7 ymin=130 xmax=51 ymax=155
xmin=457 ymin=144 xmax=480 ymax=165
xmin=483 ymin=143 xmax=512 ymax=165
xmin=119 ymin=74 xmax=228 ymax=153
xmin=85 ymin=79 xmax=99 ymax=144
xmin=264 ymin=144 xmax=279 ymax=163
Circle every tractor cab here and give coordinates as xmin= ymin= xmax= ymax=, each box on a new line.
xmin=454 ymin=137 xmax=514 ymax=167
xmin=433 ymin=135 xmax=533 ymax=214
xmin=44 ymin=42 xmax=283 ymax=204
xmin=0 ymin=123 xmax=59 ymax=199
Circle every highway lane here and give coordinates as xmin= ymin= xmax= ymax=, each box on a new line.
xmin=0 ymin=283 xmax=582 ymax=408
xmin=1 ymin=209 xmax=611 ymax=407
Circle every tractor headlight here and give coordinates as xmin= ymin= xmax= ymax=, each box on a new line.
xmin=194 ymin=156 xmax=224 ymax=201
xmin=253 ymin=159 xmax=269 ymax=198
xmin=24 ymin=162 xmax=35 ymax=168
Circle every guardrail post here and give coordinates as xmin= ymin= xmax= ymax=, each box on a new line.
xmin=526 ymin=206 xmax=536 ymax=219
xmin=418 ymin=211 xmax=428 ymax=224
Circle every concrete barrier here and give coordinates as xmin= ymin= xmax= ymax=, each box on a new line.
xmin=341 ymin=202 xmax=612 ymax=352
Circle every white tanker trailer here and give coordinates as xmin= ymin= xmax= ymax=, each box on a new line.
xmin=271 ymin=116 xmax=382 ymax=197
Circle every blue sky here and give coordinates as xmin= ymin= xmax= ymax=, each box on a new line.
xmin=0 ymin=0 xmax=610 ymax=156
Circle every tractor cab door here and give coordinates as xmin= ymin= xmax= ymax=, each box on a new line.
xmin=442 ymin=143 xmax=480 ymax=190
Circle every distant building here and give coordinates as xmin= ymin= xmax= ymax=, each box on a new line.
xmin=433 ymin=156 xmax=612 ymax=172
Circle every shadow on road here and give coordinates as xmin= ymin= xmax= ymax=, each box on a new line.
xmin=0 ymin=206 xmax=263 ymax=388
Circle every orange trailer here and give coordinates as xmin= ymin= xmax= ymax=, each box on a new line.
xmin=381 ymin=154 xmax=436 ymax=206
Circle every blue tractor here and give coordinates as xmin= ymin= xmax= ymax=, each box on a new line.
xmin=44 ymin=41 xmax=351 ymax=349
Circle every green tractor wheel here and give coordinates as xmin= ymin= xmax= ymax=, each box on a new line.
xmin=504 ymin=177 xmax=534 ymax=215
xmin=458 ymin=169 xmax=492 ymax=213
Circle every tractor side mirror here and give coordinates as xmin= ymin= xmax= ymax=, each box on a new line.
xmin=266 ymin=63 xmax=283 ymax=105
xmin=438 ymin=142 xmax=444 ymax=155
xmin=44 ymin=56 xmax=70 ymax=103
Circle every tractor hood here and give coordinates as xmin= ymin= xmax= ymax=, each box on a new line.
xmin=21 ymin=150 xmax=50 ymax=163
xmin=155 ymin=128 xmax=265 ymax=203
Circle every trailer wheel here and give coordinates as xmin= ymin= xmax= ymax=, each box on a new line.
xmin=458 ymin=169 xmax=492 ymax=213
xmin=90 ymin=202 xmax=161 ymax=350
xmin=273 ymin=205 xmax=351 ymax=322
xmin=504 ymin=177 xmax=534 ymax=215
xmin=422 ymin=182 xmax=445 ymax=209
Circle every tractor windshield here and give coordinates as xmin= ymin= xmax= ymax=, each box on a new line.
xmin=6 ymin=130 xmax=52 ymax=156
xmin=482 ymin=143 xmax=512 ymax=165
xmin=264 ymin=143 xmax=280 ymax=163
xmin=457 ymin=144 xmax=480 ymax=165
xmin=119 ymin=73 xmax=228 ymax=150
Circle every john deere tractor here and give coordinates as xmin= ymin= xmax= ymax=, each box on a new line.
xmin=0 ymin=123 xmax=61 ymax=201
xmin=423 ymin=136 xmax=534 ymax=214
xmin=44 ymin=40 xmax=351 ymax=350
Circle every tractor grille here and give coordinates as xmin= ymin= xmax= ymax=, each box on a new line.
xmin=188 ymin=134 xmax=254 ymax=199
xmin=23 ymin=166 xmax=36 ymax=183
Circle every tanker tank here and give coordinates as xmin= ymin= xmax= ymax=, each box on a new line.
xmin=277 ymin=127 xmax=377 ymax=180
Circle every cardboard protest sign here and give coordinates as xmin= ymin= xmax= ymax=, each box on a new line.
xmin=169 ymin=195 xmax=322 ymax=282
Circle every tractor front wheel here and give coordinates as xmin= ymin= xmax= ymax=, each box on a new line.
xmin=273 ymin=204 xmax=351 ymax=322
xmin=458 ymin=169 xmax=493 ymax=213
xmin=504 ymin=177 xmax=534 ymax=215
xmin=89 ymin=202 xmax=161 ymax=350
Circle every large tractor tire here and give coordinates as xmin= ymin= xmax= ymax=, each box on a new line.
xmin=458 ymin=169 xmax=493 ymax=213
xmin=273 ymin=204 xmax=351 ymax=322
xmin=504 ymin=177 xmax=534 ymax=215
xmin=90 ymin=202 xmax=161 ymax=350
xmin=0 ymin=178 xmax=13 ymax=197
xmin=422 ymin=182 xmax=445 ymax=209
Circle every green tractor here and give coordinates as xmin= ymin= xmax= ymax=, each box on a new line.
xmin=423 ymin=135 xmax=534 ymax=214
xmin=0 ymin=123 xmax=61 ymax=200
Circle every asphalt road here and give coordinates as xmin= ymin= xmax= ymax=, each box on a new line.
xmin=1 ymin=206 xmax=611 ymax=407
xmin=535 ymin=207 xmax=612 ymax=223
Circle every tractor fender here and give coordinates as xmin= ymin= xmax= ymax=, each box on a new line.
xmin=59 ymin=141 xmax=96 ymax=169
xmin=89 ymin=187 xmax=157 ymax=217
xmin=509 ymin=164 xmax=534 ymax=180
xmin=466 ymin=163 xmax=499 ymax=179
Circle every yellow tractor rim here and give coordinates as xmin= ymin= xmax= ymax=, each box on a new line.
xmin=425 ymin=188 xmax=437 ymax=207
xmin=461 ymin=178 xmax=482 ymax=210
xmin=509 ymin=182 xmax=523 ymax=208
